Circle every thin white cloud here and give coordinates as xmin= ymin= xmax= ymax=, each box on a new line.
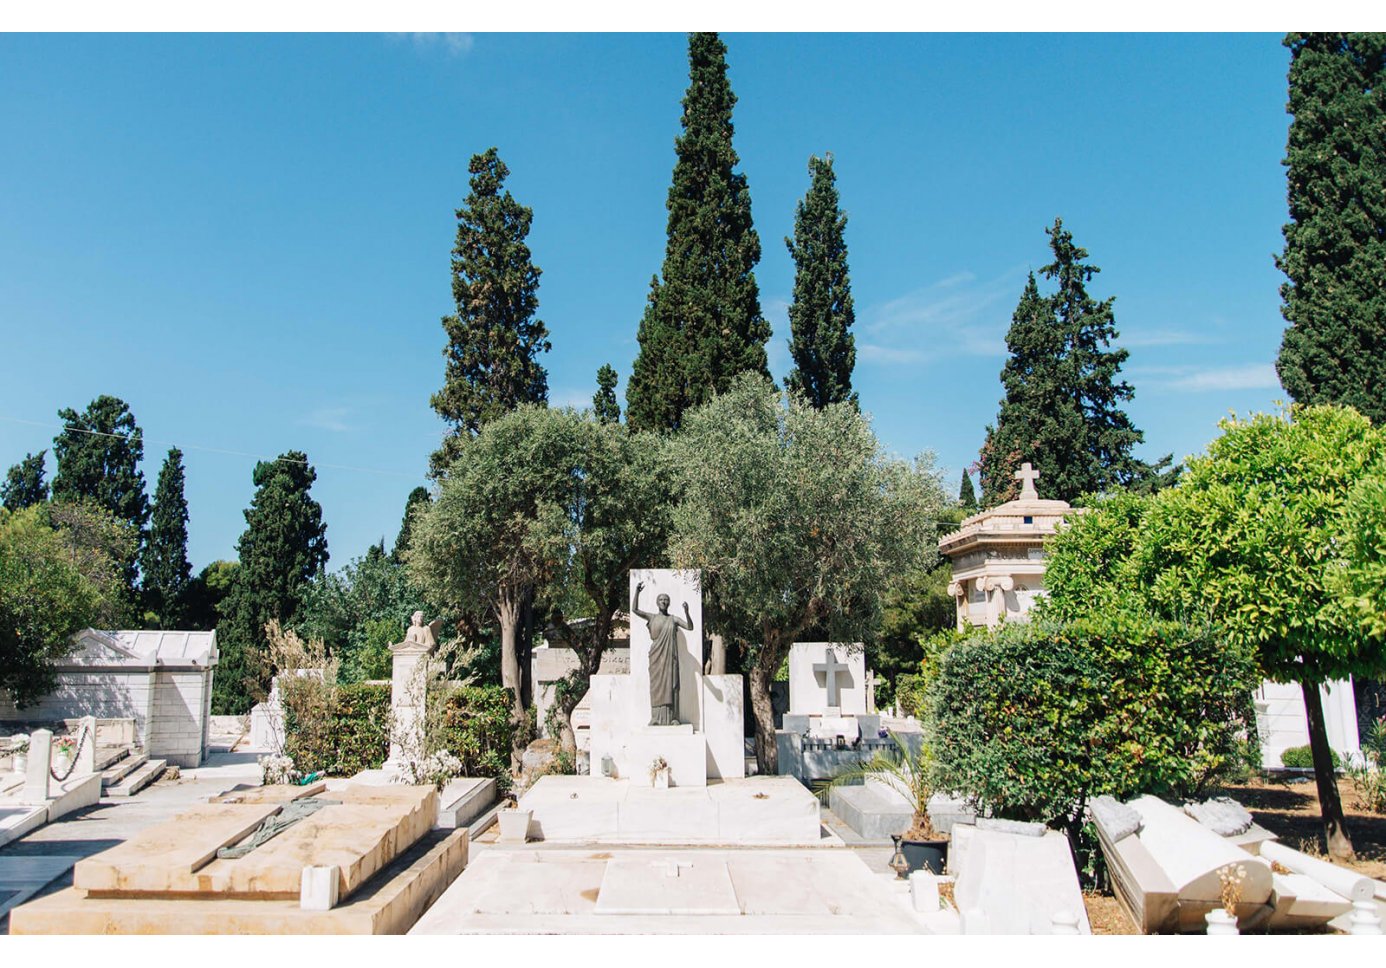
xmin=1132 ymin=362 xmax=1281 ymax=393
xmin=1118 ymin=328 xmax=1222 ymax=349
xmin=299 ymin=407 xmax=354 ymax=433
xmin=857 ymin=265 xmax=1028 ymax=365
xmin=394 ymin=33 xmax=474 ymax=57
xmin=550 ymin=387 xmax=594 ymax=410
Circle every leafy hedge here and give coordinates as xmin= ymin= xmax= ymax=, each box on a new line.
xmin=285 ymin=682 xmax=391 ymax=777
xmin=894 ymin=674 xmax=928 ymax=720
xmin=438 ymin=685 xmax=515 ymax=793
xmin=1281 ymin=744 xmax=1341 ymax=770
xmin=930 ymin=611 xmax=1260 ymax=829
xmin=284 ymin=682 xmax=514 ymax=787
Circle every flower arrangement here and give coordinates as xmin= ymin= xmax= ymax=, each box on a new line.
xmin=258 ymin=753 xmax=298 ymax=786
xmin=400 ymin=750 xmax=464 ymax=790
xmin=8 ymin=734 xmax=30 ymax=755
xmin=649 ymin=756 xmax=670 ymax=784
xmin=55 ymin=736 xmax=77 ymax=758
xmin=1217 ymin=862 xmax=1248 ymax=916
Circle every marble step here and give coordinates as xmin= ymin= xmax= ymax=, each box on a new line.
xmin=101 ymin=752 xmax=147 ymax=789
xmin=104 ymin=759 xmax=165 ymax=798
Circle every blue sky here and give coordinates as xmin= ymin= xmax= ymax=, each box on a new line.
xmin=0 ymin=33 xmax=1293 ymax=571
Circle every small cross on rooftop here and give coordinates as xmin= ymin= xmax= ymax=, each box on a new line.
xmin=1014 ymin=462 xmax=1041 ymax=500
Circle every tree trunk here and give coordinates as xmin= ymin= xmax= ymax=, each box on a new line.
xmin=553 ymin=686 xmax=581 ymax=762
xmin=1302 ymin=680 xmax=1355 ymax=861
xmin=518 ymin=586 xmax=535 ymax=710
xmin=497 ymin=597 xmax=526 ymax=772
xmin=749 ymin=656 xmax=778 ymax=776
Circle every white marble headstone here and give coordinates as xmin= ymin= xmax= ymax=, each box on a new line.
xmin=788 ymin=642 xmax=867 ymax=715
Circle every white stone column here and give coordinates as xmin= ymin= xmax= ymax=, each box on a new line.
xmin=77 ymin=715 xmax=97 ymax=777
xmin=387 ymin=639 xmax=433 ymax=773
xmin=23 ymin=728 xmax=52 ymax=801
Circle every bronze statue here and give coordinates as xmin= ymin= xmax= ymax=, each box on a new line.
xmin=631 ymin=580 xmax=693 ymax=726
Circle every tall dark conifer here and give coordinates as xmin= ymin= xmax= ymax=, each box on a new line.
xmin=593 ymin=364 xmax=621 ymax=424
xmin=2 ymin=451 xmax=49 ymax=510
xmin=1276 ymin=33 xmax=1386 ymax=423
xmin=626 ymin=32 xmax=769 ymax=432
xmin=785 ymin=154 xmax=857 ymax=409
xmin=392 ymin=486 xmax=431 ymax=562
xmin=142 ymin=447 xmax=192 ymax=628
xmin=51 ymin=395 xmax=149 ymax=600
xmin=430 ymin=147 xmax=550 ymax=476
xmin=214 ymin=452 xmax=329 ymax=714
xmin=978 ymin=221 xmax=1154 ymax=506
xmin=958 ymin=470 xmax=977 ymax=512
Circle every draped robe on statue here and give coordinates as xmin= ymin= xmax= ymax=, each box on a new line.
xmin=646 ymin=612 xmax=680 ymax=725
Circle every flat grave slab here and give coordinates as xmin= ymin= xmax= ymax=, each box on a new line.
xmin=0 ymin=855 xmax=80 ymax=921
xmin=410 ymin=847 xmax=930 ymax=934
xmin=520 ymin=775 xmax=821 ymax=845
xmin=593 ymin=855 xmax=739 ymax=915
xmin=10 ymin=829 xmax=468 ymax=935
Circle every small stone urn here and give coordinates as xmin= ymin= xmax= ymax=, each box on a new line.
xmin=1204 ymin=909 xmax=1239 ymax=936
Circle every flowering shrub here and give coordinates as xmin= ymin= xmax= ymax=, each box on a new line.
xmin=399 ymin=750 xmax=464 ymax=789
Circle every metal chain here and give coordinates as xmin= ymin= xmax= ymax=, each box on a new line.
xmin=49 ymin=724 xmax=93 ymax=783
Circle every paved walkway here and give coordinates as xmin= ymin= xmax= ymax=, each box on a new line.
xmin=0 ymin=747 xmax=262 ymax=933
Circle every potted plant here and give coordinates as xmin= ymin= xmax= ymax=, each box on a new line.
xmin=649 ymin=756 xmax=671 ymax=790
xmin=817 ymin=732 xmax=949 ymax=875
xmin=54 ymin=735 xmax=77 ymax=775
xmin=1206 ymin=862 xmax=1246 ymax=935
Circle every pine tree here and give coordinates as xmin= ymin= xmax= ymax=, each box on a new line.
xmin=593 ymin=364 xmax=621 ymax=424
xmin=51 ymin=395 xmax=149 ymax=598
xmin=958 ymin=469 xmax=977 ymax=511
xmin=430 ymin=147 xmax=550 ymax=476
xmin=2 ymin=451 xmax=48 ymax=510
xmin=626 ymin=32 xmax=769 ymax=432
xmin=978 ymin=221 xmax=1153 ymax=506
xmin=1276 ymin=33 xmax=1386 ymax=424
xmin=392 ymin=486 xmax=431 ymax=562
xmin=213 ymin=452 xmax=329 ymax=714
xmin=142 ymin=448 xmax=192 ymax=628
xmin=785 ymin=154 xmax=857 ymax=409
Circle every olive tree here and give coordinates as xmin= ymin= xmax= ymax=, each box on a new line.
xmin=668 ymin=375 xmax=945 ymax=773
xmin=409 ymin=405 xmax=673 ymax=768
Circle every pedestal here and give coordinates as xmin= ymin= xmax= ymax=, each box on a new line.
xmin=386 ymin=643 xmax=432 ymax=772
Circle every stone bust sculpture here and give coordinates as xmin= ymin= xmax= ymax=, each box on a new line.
xmin=401 ymin=610 xmax=440 ymax=650
xmin=631 ymin=581 xmax=693 ymax=726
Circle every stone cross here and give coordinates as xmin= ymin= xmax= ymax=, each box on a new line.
xmin=1015 ymin=462 xmax=1041 ymax=501
xmin=813 ymin=647 xmax=850 ymax=708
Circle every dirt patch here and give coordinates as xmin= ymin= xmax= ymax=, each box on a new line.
xmin=1083 ymin=891 xmax=1137 ymax=935
xmin=1213 ymin=776 xmax=1386 ymax=880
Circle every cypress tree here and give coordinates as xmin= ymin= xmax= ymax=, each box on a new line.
xmin=1276 ymin=33 xmax=1386 ymax=423
xmin=958 ymin=469 xmax=977 ymax=512
xmin=785 ymin=153 xmax=857 ymax=409
xmin=593 ymin=364 xmax=621 ymax=424
xmin=51 ymin=395 xmax=149 ymax=598
xmin=430 ymin=147 xmax=550 ymax=476
xmin=142 ymin=447 xmax=192 ymax=628
xmin=978 ymin=221 xmax=1154 ymax=506
xmin=213 ymin=452 xmax=329 ymax=714
xmin=392 ymin=486 xmax=431 ymax=562
xmin=626 ymin=32 xmax=769 ymax=432
xmin=2 ymin=451 xmax=48 ymax=510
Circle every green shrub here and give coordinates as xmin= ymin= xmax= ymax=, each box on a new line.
xmin=930 ymin=611 xmax=1260 ymax=831
xmin=438 ymin=685 xmax=515 ymax=793
xmin=284 ymin=682 xmax=390 ymax=776
xmin=283 ymin=681 xmax=515 ymax=789
xmin=1280 ymin=744 xmax=1341 ymax=770
xmin=894 ymin=674 xmax=927 ymax=720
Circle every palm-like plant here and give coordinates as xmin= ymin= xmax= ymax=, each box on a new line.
xmin=815 ymin=732 xmax=943 ymax=840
